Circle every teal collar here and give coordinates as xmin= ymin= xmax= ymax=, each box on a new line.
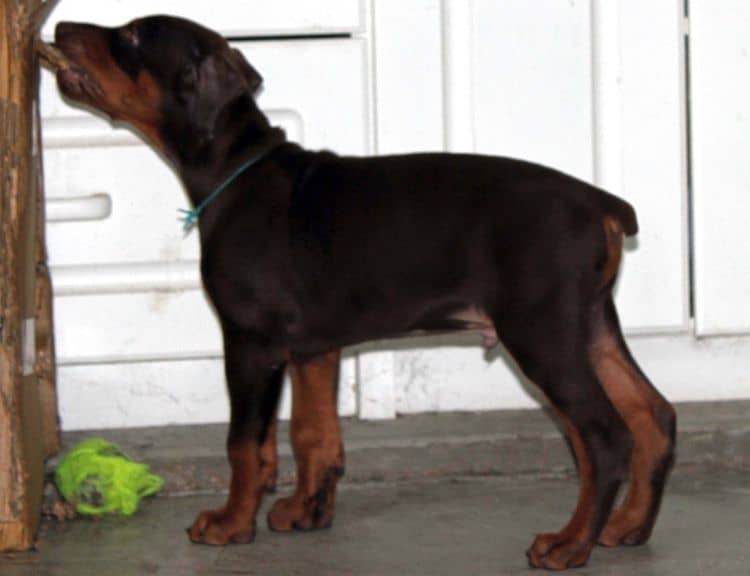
xmin=178 ymin=142 xmax=281 ymax=233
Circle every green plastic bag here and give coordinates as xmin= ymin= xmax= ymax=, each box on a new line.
xmin=55 ymin=438 xmax=164 ymax=516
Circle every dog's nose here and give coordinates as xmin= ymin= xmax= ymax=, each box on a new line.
xmin=54 ymin=21 xmax=78 ymax=43
xmin=55 ymin=21 xmax=103 ymax=45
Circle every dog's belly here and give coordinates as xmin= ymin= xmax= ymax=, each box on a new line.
xmin=409 ymin=305 xmax=499 ymax=348
xmin=450 ymin=306 xmax=499 ymax=347
xmin=284 ymin=299 xmax=499 ymax=360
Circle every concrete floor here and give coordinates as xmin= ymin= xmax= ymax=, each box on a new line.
xmin=2 ymin=466 xmax=748 ymax=575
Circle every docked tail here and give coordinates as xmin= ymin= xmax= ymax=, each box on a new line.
xmin=599 ymin=192 xmax=638 ymax=236
xmin=598 ymin=193 xmax=637 ymax=290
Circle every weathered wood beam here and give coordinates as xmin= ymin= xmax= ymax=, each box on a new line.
xmin=0 ymin=0 xmax=59 ymax=551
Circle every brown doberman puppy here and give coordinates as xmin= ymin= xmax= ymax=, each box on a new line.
xmin=52 ymin=15 xmax=676 ymax=570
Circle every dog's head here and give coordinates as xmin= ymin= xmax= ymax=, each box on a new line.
xmin=55 ymin=15 xmax=264 ymax=159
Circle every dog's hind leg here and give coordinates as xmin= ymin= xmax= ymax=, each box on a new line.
xmin=589 ymin=215 xmax=676 ymax=546
xmin=496 ymin=292 xmax=631 ymax=569
xmin=189 ymin=330 xmax=285 ymax=545
xmin=523 ymin=355 xmax=630 ymax=569
xmin=267 ymin=349 xmax=344 ymax=532
xmin=591 ymin=297 xmax=676 ymax=547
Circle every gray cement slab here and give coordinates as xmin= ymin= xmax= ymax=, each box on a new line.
xmin=3 ymin=466 xmax=749 ymax=575
xmin=54 ymin=401 xmax=750 ymax=496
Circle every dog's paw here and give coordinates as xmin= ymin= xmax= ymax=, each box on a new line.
xmin=598 ymin=508 xmax=653 ymax=547
xmin=267 ymin=492 xmax=334 ymax=532
xmin=526 ymin=532 xmax=592 ymax=570
xmin=188 ymin=507 xmax=255 ymax=545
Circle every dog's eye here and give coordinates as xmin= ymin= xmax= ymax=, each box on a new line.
xmin=110 ymin=26 xmax=141 ymax=79
xmin=175 ymin=65 xmax=197 ymax=104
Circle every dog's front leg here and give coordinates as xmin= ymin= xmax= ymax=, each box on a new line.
xmin=189 ymin=330 xmax=285 ymax=545
xmin=268 ymin=349 xmax=344 ymax=532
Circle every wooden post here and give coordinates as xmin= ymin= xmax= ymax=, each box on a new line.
xmin=0 ymin=0 xmax=59 ymax=551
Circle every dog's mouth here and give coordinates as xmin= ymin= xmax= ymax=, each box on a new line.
xmin=56 ymin=62 xmax=104 ymax=104
xmin=49 ymin=42 xmax=104 ymax=105
xmin=47 ymin=22 xmax=108 ymax=108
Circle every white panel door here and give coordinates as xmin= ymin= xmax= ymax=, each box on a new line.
xmin=42 ymin=39 xmax=369 ymax=363
xmin=597 ymin=0 xmax=688 ymax=332
xmin=468 ymin=0 xmax=687 ymax=333
xmin=394 ymin=0 xmax=688 ymax=415
xmin=395 ymin=0 xmax=596 ymax=415
xmin=42 ymin=0 xmax=365 ymax=38
xmin=470 ymin=0 xmax=594 ymax=181
xmin=41 ymin=39 xmax=368 ymax=429
xmin=690 ymin=0 xmax=750 ymax=335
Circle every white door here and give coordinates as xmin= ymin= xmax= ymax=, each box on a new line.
xmin=466 ymin=0 xmax=688 ymax=334
xmin=690 ymin=0 xmax=750 ymax=336
xmin=41 ymin=0 xmax=364 ymax=38
xmin=41 ymin=3 xmax=368 ymax=430
xmin=41 ymin=0 xmax=695 ymax=426
xmin=384 ymin=0 xmax=688 ymax=414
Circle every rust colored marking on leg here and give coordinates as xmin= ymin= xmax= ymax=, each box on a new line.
xmin=189 ymin=438 xmax=267 ymax=545
xmin=527 ymin=414 xmax=596 ymax=570
xmin=591 ymin=326 xmax=675 ymax=547
xmin=267 ymin=349 xmax=344 ymax=532
xmin=259 ymin=418 xmax=278 ymax=493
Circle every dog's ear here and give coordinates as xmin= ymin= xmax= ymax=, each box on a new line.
xmin=182 ymin=49 xmax=263 ymax=142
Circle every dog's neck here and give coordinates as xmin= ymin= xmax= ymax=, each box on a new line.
xmin=175 ymin=98 xmax=285 ymax=206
